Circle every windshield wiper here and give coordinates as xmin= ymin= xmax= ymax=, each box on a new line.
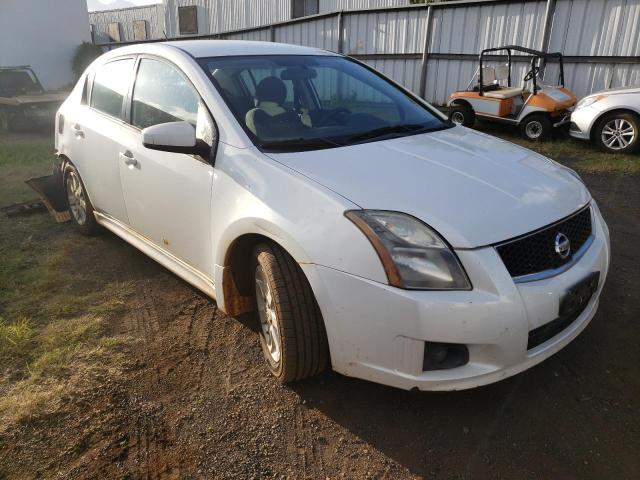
xmin=258 ymin=137 xmax=341 ymax=152
xmin=344 ymin=123 xmax=441 ymax=144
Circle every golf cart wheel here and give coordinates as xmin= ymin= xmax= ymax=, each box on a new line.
xmin=449 ymin=103 xmax=475 ymax=127
xmin=521 ymin=114 xmax=552 ymax=141
xmin=63 ymin=163 xmax=100 ymax=235
xmin=252 ymin=243 xmax=329 ymax=383
xmin=594 ymin=112 xmax=639 ymax=154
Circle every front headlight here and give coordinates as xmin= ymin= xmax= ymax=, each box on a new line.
xmin=345 ymin=210 xmax=471 ymax=290
xmin=575 ymin=95 xmax=606 ymax=110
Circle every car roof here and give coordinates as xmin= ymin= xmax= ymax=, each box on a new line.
xmin=169 ymin=40 xmax=337 ymax=58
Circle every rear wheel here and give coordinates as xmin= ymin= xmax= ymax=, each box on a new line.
xmin=253 ymin=243 xmax=329 ymax=383
xmin=521 ymin=113 xmax=552 ymax=141
xmin=594 ymin=112 xmax=639 ymax=154
xmin=449 ymin=103 xmax=475 ymax=127
xmin=63 ymin=163 xmax=100 ymax=235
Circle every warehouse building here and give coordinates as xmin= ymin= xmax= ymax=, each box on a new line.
xmin=88 ymin=0 xmax=640 ymax=105
xmin=89 ymin=0 xmax=412 ymax=42
xmin=0 ymin=0 xmax=91 ymax=89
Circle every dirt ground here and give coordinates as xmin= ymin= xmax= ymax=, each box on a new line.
xmin=1 ymin=137 xmax=639 ymax=479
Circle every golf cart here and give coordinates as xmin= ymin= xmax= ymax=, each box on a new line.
xmin=447 ymin=46 xmax=576 ymax=140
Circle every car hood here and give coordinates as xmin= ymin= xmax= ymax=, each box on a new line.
xmin=592 ymin=85 xmax=640 ymax=96
xmin=266 ymin=127 xmax=591 ymax=248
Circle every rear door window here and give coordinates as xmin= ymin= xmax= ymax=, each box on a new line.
xmin=90 ymin=59 xmax=134 ymax=120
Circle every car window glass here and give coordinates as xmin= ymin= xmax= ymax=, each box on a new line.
xmin=90 ymin=59 xmax=134 ymax=119
xmin=132 ymin=58 xmax=199 ymax=129
xmin=200 ymin=55 xmax=447 ymax=150
xmin=312 ymin=68 xmax=401 ymax=122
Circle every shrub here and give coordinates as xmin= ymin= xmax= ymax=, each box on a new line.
xmin=71 ymin=42 xmax=104 ymax=78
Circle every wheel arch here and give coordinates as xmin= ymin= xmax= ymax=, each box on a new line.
xmin=58 ymin=154 xmax=99 ymax=211
xmin=215 ymin=220 xmax=314 ymax=318
xmin=589 ymin=107 xmax=640 ymax=142
xmin=448 ymin=98 xmax=473 ymax=110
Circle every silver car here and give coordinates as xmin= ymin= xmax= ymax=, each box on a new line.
xmin=570 ymin=86 xmax=640 ymax=154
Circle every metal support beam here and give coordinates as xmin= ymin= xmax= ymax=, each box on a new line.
xmin=337 ymin=11 xmax=345 ymax=54
xmin=540 ymin=0 xmax=557 ymax=52
xmin=419 ymin=6 xmax=433 ymax=99
xmin=539 ymin=0 xmax=557 ymax=80
xmin=270 ymin=24 xmax=275 ymax=42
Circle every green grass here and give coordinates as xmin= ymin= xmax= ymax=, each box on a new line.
xmin=0 ymin=133 xmax=56 ymax=206
xmin=473 ymin=122 xmax=640 ymax=174
xmin=0 ymin=132 xmax=134 ymax=429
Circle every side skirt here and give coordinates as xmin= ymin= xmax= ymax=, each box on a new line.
xmin=94 ymin=211 xmax=217 ymax=301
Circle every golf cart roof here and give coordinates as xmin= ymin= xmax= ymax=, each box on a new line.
xmin=481 ymin=45 xmax=563 ymax=58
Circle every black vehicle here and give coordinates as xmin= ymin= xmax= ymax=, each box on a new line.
xmin=0 ymin=66 xmax=67 ymax=132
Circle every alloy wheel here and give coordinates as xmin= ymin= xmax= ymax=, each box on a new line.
xmin=255 ymin=264 xmax=281 ymax=363
xmin=65 ymin=170 xmax=87 ymax=225
xmin=601 ymin=118 xmax=635 ymax=151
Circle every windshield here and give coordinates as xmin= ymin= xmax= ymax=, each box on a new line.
xmin=198 ymin=55 xmax=450 ymax=152
xmin=0 ymin=69 xmax=42 ymax=97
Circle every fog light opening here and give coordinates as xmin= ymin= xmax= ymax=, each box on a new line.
xmin=423 ymin=342 xmax=469 ymax=371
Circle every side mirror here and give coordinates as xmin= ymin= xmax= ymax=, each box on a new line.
xmin=142 ymin=121 xmax=207 ymax=156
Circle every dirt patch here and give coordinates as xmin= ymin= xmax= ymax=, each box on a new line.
xmin=1 ymin=171 xmax=639 ymax=479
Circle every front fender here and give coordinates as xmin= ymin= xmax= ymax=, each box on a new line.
xmin=210 ymin=144 xmax=388 ymax=287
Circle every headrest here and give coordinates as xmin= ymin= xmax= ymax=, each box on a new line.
xmin=255 ymin=76 xmax=287 ymax=104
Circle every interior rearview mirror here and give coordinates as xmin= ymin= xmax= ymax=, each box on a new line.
xmin=142 ymin=121 xmax=206 ymax=156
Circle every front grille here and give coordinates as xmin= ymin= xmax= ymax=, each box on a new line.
xmin=495 ymin=206 xmax=592 ymax=278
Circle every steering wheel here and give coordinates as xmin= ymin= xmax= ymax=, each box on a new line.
xmin=316 ymin=107 xmax=351 ymax=126
xmin=524 ymin=66 xmax=540 ymax=82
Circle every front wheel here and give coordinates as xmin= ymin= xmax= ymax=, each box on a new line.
xmin=594 ymin=112 xmax=639 ymax=154
xmin=449 ymin=103 xmax=475 ymax=127
xmin=63 ymin=163 xmax=100 ymax=235
xmin=521 ymin=113 xmax=552 ymax=141
xmin=253 ymin=243 xmax=329 ymax=383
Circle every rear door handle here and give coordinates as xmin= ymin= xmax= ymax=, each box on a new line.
xmin=119 ymin=151 xmax=138 ymax=168
xmin=72 ymin=124 xmax=84 ymax=138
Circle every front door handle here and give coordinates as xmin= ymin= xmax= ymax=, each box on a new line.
xmin=119 ymin=152 xmax=138 ymax=168
xmin=72 ymin=124 xmax=84 ymax=138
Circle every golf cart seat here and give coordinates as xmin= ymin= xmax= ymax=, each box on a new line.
xmin=484 ymin=63 xmax=522 ymax=98
xmin=485 ymin=87 xmax=523 ymax=99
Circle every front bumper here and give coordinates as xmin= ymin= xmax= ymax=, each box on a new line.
xmin=303 ymin=203 xmax=610 ymax=391
xmin=569 ymin=106 xmax=599 ymax=140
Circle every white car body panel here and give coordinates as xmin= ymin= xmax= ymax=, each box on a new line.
xmin=55 ymin=41 xmax=610 ymax=391
xmin=268 ymin=126 xmax=591 ymax=248
xmin=570 ymin=86 xmax=640 ymax=140
xmin=116 ymin=123 xmax=216 ymax=277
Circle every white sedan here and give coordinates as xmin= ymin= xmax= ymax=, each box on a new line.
xmin=570 ymin=86 xmax=640 ymax=154
xmin=55 ymin=41 xmax=610 ymax=391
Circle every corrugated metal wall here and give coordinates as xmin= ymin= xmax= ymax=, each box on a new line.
xmin=319 ymin=0 xmax=409 ymax=14
xmin=545 ymin=0 xmax=640 ymax=102
xmin=164 ymin=0 xmax=291 ymax=37
xmin=89 ymin=4 xmax=166 ymax=42
xmin=95 ymin=0 xmax=640 ymax=104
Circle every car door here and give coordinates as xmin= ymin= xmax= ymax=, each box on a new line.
xmin=68 ymin=58 xmax=135 ymax=223
xmin=117 ymin=56 xmax=216 ymax=278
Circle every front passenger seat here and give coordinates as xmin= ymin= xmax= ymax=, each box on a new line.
xmin=245 ymin=77 xmax=311 ymax=137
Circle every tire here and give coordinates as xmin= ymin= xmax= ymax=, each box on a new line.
xmin=594 ymin=111 xmax=639 ymax=154
xmin=63 ymin=163 xmax=100 ymax=235
xmin=449 ymin=103 xmax=475 ymax=127
xmin=252 ymin=243 xmax=329 ymax=383
xmin=521 ymin=113 xmax=552 ymax=141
